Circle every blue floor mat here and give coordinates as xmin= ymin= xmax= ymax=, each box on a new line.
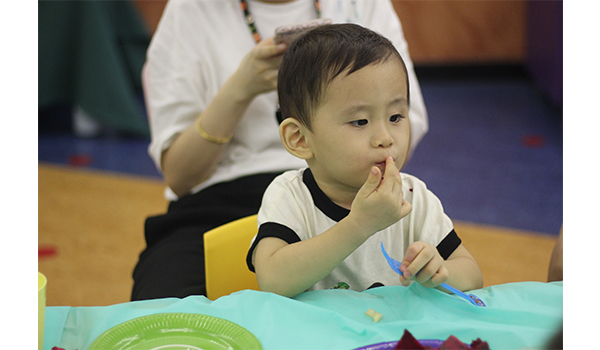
xmin=38 ymin=133 xmax=161 ymax=179
xmin=403 ymin=78 xmax=562 ymax=234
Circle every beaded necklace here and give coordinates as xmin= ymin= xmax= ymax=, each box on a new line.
xmin=240 ymin=0 xmax=321 ymax=44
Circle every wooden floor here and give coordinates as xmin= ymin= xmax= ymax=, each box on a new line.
xmin=38 ymin=164 xmax=559 ymax=307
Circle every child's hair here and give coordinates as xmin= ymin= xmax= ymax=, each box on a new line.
xmin=277 ymin=23 xmax=409 ymax=130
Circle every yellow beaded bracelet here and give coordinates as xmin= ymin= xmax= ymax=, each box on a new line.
xmin=196 ymin=117 xmax=232 ymax=144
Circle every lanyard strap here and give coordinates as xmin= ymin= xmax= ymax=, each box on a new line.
xmin=240 ymin=0 xmax=321 ymax=44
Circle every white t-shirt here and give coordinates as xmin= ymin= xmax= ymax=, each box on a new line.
xmin=247 ymin=168 xmax=461 ymax=292
xmin=144 ymin=0 xmax=428 ymax=200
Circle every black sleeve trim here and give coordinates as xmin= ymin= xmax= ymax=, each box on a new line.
xmin=436 ymin=229 xmax=462 ymax=260
xmin=246 ymin=222 xmax=301 ymax=272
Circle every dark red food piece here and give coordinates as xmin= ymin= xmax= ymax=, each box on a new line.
xmin=393 ymin=329 xmax=490 ymax=350
xmin=470 ymin=339 xmax=490 ymax=350
xmin=440 ymin=335 xmax=470 ymax=350
xmin=394 ymin=329 xmax=426 ymax=350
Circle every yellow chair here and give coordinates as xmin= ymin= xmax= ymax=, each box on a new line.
xmin=204 ymin=215 xmax=261 ymax=300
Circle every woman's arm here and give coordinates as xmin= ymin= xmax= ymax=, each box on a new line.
xmin=161 ymin=38 xmax=287 ymax=196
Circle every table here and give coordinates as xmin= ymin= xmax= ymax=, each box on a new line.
xmin=44 ymin=282 xmax=562 ymax=350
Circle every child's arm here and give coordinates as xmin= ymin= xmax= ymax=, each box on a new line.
xmin=399 ymin=242 xmax=483 ymax=292
xmin=253 ymin=157 xmax=411 ymax=297
xmin=252 ymin=217 xmax=376 ymax=297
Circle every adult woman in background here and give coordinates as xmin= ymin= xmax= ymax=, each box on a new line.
xmin=132 ymin=0 xmax=429 ymax=301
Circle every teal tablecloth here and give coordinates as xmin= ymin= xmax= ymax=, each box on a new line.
xmin=44 ymin=282 xmax=562 ymax=350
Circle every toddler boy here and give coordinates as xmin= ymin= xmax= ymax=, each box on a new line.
xmin=246 ymin=24 xmax=483 ymax=297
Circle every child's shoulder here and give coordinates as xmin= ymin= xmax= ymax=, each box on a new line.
xmin=274 ymin=168 xmax=308 ymax=183
xmin=262 ymin=168 xmax=312 ymax=210
xmin=400 ymin=172 xmax=445 ymax=209
xmin=265 ymin=168 xmax=309 ymax=193
xmin=399 ymin=172 xmax=428 ymax=189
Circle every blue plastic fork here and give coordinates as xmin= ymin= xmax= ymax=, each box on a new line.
xmin=380 ymin=242 xmax=485 ymax=307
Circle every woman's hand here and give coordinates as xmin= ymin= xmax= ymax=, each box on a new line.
xmin=231 ymin=37 xmax=287 ymax=101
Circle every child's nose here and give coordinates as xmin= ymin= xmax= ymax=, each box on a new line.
xmin=372 ymin=125 xmax=394 ymax=148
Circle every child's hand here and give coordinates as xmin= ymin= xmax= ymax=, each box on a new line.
xmin=350 ymin=157 xmax=412 ymax=234
xmin=399 ymin=241 xmax=449 ymax=288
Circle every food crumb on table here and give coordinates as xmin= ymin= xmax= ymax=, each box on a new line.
xmin=365 ymin=308 xmax=382 ymax=323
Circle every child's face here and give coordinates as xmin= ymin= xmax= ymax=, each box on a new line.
xmin=304 ymin=58 xmax=410 ymax=203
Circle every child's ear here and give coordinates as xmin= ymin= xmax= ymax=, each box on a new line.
xmin=279 ymin=118 xmax=313 ymax=160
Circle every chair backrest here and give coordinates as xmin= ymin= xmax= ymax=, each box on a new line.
xmin=204 ymin=215 xmax=260 ymax=300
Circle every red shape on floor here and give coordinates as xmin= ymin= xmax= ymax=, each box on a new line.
xmin=522 ymin=135 xmax=546 ymax=148
xmin=68 ymin=154 xmax=92 ymax=167
xmin=38 ymin=245 xmax=59 ymax=259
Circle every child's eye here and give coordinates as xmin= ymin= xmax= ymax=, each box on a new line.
xmin=350 ymin=119 xmax=368 ymax=127
xmin=389 ymin=114 xmax=405 ymax=123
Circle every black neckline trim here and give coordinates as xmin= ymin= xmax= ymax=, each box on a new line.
xmin=303 ymin=168 xmax=350 ymax=222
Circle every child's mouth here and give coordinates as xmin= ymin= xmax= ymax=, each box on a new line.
xmin=375 ymin=162 xmax=386 ymax=173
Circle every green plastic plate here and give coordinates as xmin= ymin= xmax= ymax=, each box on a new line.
xmin=89 ymin=313 xmax=262 ymax=350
